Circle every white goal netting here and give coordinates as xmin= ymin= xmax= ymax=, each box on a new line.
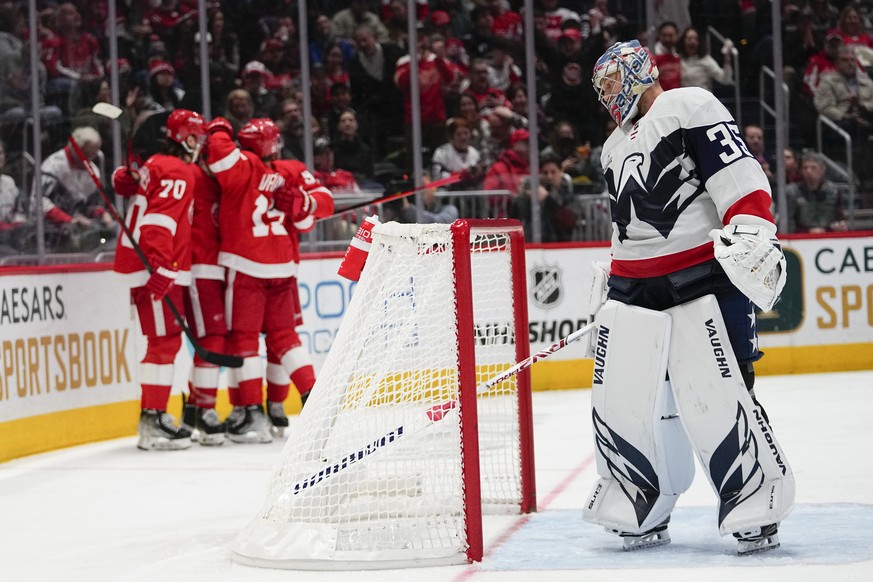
xmin=233 ymin=220 xmax=532 ymax=570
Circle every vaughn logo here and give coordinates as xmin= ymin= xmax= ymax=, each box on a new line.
xmin=531 ymin=264 xmax=562 ymax=309
xmin=704 ymin=318 xmax=732 ymax=378
xmin=591 ymin=325 xmax=610 ymax=385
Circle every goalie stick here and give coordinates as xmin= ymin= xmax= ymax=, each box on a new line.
xmin=290 ymin=322 xmax=597 ymax=494
xmin=67 ymin=136 xmax=244 ymax=368
xmin=319 ymin=173 xmax=463 ymax=220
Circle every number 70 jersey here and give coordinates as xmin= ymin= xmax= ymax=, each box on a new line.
xmin=113 ymin=154 xmax=195 ymax=288
xmin=600 ymin=86 xmax=775 ymax=279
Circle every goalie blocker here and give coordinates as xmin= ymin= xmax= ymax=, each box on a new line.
xmin=584 ymin=296 xmax=794 ymax=549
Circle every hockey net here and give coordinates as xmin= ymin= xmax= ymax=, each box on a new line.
xmin=233 ymin=219 xmax=534 ymax=570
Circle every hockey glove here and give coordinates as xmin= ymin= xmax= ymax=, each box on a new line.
xmin=111 ymin=166 xmax=139 ymax=197
xmin=710 ymin=217 xmax=786 ymax=312
xmin=291 ymin=188 xmax=315 ymax=222
xmin=145 ymin=266 xmax=178 ymax=300
xmin=274 ymin=186 xmax=316 ymax=221
xmin=272 ymin=184 xmax=299 ymax=214
xmin=207 ymin=117 xmax=233 ymax=137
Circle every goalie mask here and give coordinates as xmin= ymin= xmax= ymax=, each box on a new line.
xmin=165 ymin=109 xmax=207 ymax=157
xmin=592 ymin=41 xmax=659 ymax=131
xmin=238 ymin=118 xmax=283 ymax=160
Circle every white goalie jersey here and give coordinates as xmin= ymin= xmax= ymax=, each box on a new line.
xmin=600 ymin=87 xmax=776 ymax=278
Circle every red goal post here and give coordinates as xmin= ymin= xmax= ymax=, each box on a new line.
xmin=233 ymin=219 xmax=535 ymax=570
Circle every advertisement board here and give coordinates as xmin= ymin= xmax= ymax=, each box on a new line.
xmin=2 ymin=233 xmax=871 ymax=460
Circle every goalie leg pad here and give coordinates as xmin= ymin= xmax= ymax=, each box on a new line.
xmin=583 ymin=301 xmax=695 ymax=535
xmin=666 ymin=295 xmax=795 ymax=536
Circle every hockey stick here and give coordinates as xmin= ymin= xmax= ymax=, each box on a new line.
xmin=319 ymin=173 xmax=463 ymax=220
xmin=91 ymin=102 xmax=136 ymax=169
xmin=426 ymin=321 xmax=597 ymax=421
xmin=67 ymin=136 xmax=244 ymax=368
xmin=289 ymin=322 xmax=597 ymax=493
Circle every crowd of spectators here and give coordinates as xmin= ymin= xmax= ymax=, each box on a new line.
xmin=1 ymin=0 xmax=872 ymax=259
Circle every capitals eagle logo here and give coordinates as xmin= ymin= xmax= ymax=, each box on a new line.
xmin=604 ymin=129 xmax=706 ymax=243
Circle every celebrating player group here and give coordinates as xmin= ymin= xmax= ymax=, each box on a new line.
xmin=109 ymin=109 xmax=334 ymax=451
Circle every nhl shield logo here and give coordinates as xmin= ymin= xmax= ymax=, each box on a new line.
xmin=531 ymin=264 xmax=563 ymax=309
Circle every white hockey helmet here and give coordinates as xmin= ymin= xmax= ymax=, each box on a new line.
xmin=592 ymin=40 xmax=659 ymax=130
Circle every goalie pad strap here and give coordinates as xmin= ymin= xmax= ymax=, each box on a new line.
xmin=583 ymin=301 xmax=694 ymax=534
xmin=666 ymin=295 xmax=795 ymax=535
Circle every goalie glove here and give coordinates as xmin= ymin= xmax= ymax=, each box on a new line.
xmin=710 ymin=218 xmax=786 ymax=312
xmin=145 ymin=266 xmax=178 ymax=300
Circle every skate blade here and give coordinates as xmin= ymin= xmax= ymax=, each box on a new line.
xmin=737 ymin=536 xmax=780 ymax=556
xmin=270 ymin=425 xmax=286 ymax=438
xmin=228 ymin=432 xmax=273 ymax=444
xmin=198 ymin=433 xmax=227 ymax=446
xmin=622 ymin=531 xmax=671 ymax=551
xmin=137 ymin=436 xmax=192 ymax=451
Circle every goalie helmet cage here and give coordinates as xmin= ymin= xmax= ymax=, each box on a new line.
xmin=233 ymin=219 xmax=535 ymax=570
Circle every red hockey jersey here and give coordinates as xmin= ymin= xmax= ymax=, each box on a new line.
xmin=190 ymin=164 xmax=223 ymax=281
xmin=113 ymin=154 xmax=195 ymax=287
xmin=207 ymin=131 xmax=296 ymax=279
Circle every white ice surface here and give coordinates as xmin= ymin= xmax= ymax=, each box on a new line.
xmin=1 ymin=371 xmax=872 ymax=582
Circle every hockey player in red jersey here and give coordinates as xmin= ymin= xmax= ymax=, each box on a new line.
xmin=111 ymin=108 xmax=207 ymax=451
xmin=267 ymin=155 xmax=335 ymax=433
xmin=179 ymin=147 xmax=230 ymax=446
xmin=206 ymin=117 xmax=330 ymax=442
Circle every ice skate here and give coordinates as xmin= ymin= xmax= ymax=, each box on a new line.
xmin=227 ymin=405 xmax=273 ymax=444
xmin=137 ymin=409 xmax=192 ymax=451
xmin=181 ymin=394 xmax=197 ymax=439
xmin=266 ymin=400 xmax=289 ymax=437
xmin=194 ymin=407 xmax=227 ymax=446
xmin=735 ymin=524 xmax=780 ymax=555
xmin=611 ymin=519 xmax=671 ymax=551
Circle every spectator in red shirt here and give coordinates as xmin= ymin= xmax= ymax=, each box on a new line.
xmin=394 ymin=32 xmax=460 ymax=158
xmin=258 ymin=38 xmax=294 ymax=97
xmin=828 ymin=4 xmax=871 ymax=54
xmin=483 ymin=128 xmax=531 ymax=204
xmin=428 ymin=9 xmax=470 ymax=73
xmin=465 ymin=57 xmax=510 ymax=109
xmin=487 ymin=0 xmax=523 ymax=40
xmin=803 ymin=31 xmax=844 ymax=97
xmin=144 ymin=0 xmax=194 ymax=42
xmin=42 ymin=2 xmax=104 ymax=114
xmin=652 ymin=21 xmax=681 ymax=90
